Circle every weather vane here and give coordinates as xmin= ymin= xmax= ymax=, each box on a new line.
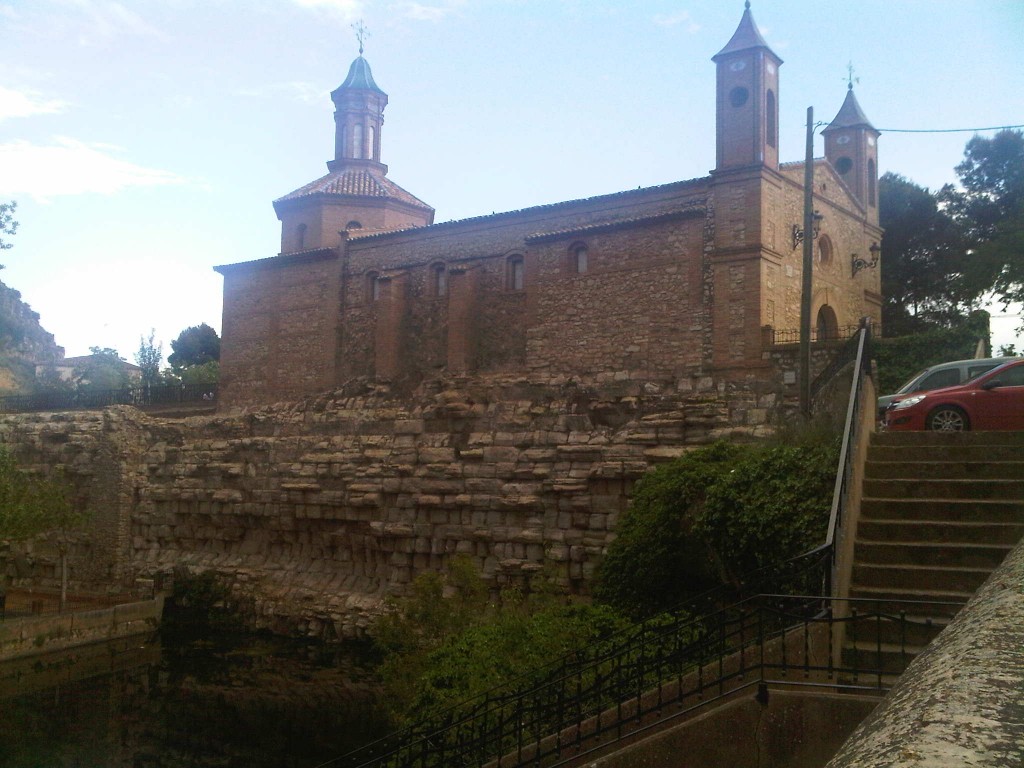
xmin=845 ymin=61 xmax=860 ymax=90
xmin=352 ymin=20 xmax=369 ymax=55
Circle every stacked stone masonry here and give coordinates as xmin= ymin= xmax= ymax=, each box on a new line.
xmin=0 ymin=364 xmax=834 ymax=638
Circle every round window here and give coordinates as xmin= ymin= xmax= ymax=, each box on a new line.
xmin=729 ymin=87 xmax=749 ymax=108
xmin=835 ymin=157 xmax=853 ymax=175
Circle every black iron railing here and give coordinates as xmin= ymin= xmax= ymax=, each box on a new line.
xmin=330 ymin=594 xmax=957 ymax=768
xmin=769 ymin=324 xmax=861 ymax=346
xmin=0 ymin=383 xmax=218 ymax=413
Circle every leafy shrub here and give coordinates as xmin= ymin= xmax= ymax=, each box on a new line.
xmin=592 ymin=442 xmax=743 ymax=617
xmin=594 ymin=435 xmax=838 ymax=618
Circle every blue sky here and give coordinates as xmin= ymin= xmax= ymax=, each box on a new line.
xmin=1 ymin=0 xmax=1022 ymax=363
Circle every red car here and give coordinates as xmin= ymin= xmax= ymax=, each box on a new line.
xmin=885 ymin=359 xmax=1024 ymax=432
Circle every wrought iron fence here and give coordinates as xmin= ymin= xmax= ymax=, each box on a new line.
xmin=330 ymin=594 xmax=958 ymax=768
xmin=0 ymin=383 xmax=218 ymax=414
xmin=768 ymin=324 xmax=861 ymax=346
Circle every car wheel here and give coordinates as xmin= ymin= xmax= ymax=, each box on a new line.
xmin=927 ymin=405 xmax=969 ymax=432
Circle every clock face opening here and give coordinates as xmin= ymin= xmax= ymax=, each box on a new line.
xmin=729 ymin=87 xmax=749 ymax=108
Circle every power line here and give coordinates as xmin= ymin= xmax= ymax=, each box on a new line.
xmin=874 ymin=124 xmax=1024 ymax=134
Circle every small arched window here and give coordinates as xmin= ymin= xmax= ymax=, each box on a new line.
xmin=507 ymin=255 xmax=525 ymax=291
xmin=766 ymin=90 xmax=777 ymax=148
xmin=353 ymin=124 xmax=364 ymax=160
xmin=868 ymin=159 xmax=876 ymax=207
xmin=816 ymin=235 xmax=834 ymax=268
xmin=571 ymin=243 xmax=588 ymax=274
xmin=368 ymin=125 xmax=376 ymax=160
xmin=296 ymin=223 xmax=307 ymax=250
xmin=431 ymin=263 xmax=447 ymax=297
xmin=346 ymin=220 xmax=363 ymax=231
xmin=367 ymin=272 xmax=381 ymax=302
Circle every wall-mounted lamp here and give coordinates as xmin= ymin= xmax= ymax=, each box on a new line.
xmin=852 ymin=241 xmax=882 ymax=275
xmin=792 ymin=211 xmax=824 ymax=250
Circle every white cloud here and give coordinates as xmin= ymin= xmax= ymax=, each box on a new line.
xmin=237 ymin=81 xmax=326 ymax=106
xmin=0 ymin=137 xmax=185 ymax=201
xmin=59 ymin=0 xmax=165 ymax=46
xmin=653 ymin=10 xmax=700 ymax=33
xmin=0 ymin=86 xmax=67 ymax=122
xmin=390 ymin=0 xmax=465 ymax=22
xmin=291 ymin=0 xmax=362 ymax=18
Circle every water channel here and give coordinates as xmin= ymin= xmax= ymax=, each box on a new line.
xmin=0 ymin=618 xmax=391 ymax=767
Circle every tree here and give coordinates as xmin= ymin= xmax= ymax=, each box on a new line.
xmin=135 ymin=329 xmax=164 ymax=387
xmin=942 ymin=129 xmax=1024 ymax=314
xmin=75 ymin=347 xmax=131 ymax=392
xmin=879 ymin=173 xmax=972 ymax=334
xmin=0 ymin=200 xmax=17 ymax=266
xmin=168 ymin=323 xmax=220 ymax=372
xmin=0 ymin=446 xmax=84 ymax=611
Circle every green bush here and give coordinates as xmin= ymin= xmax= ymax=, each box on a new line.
xmin=594 ymin=435 xmax=838 ymax=618
xmin=592 ymin=442 xmax=743 ymax=617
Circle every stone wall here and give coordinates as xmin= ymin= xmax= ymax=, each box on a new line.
xmin=0 ymin=366 xmax=797 ymax=639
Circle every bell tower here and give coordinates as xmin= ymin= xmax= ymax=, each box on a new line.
xmin=712 ymin=2 xmax=782 ymax=172
xmin=823 ymin=83 xmax=880 ymax=223
xmin=328 ymin=45 xmax=388 ymax=175
xmin=271 ymin=31 xmax=433 ymax=254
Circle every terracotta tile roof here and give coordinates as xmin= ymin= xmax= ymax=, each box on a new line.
xmin=349 ymin=176 xmax=710 ymax=242
xmin=526 ymin=203 xmax=707 ymax=243
xmin=275 ymin=169 xmax=433 ymax=210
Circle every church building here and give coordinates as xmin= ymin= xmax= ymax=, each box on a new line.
xmin=215 ymin=4 xmax=882 ymax=409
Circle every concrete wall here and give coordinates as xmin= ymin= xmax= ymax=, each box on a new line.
xmin=825 ymin=538 xmax=1024 ymax=768
xmin=0 ymin=597 xmax=162 ymax=662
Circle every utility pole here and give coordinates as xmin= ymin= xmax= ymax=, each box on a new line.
xmin=799 ymin=107 xmax=815 ymax=419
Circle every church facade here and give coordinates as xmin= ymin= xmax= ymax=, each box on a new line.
xmin=215 ymin=5 xmax=882 ymax=410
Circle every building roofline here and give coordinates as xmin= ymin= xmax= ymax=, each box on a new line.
xmin=348 ymin=175 xmax=710 ymax=244
xmin=214 ymin=247 xmax=336 ymax=275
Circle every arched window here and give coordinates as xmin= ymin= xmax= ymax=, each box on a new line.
xmin=816 ymin=305 xmax=839 ymax=341
xmin=353 ymin=124 xmax=364 ymax=160
xmin=368 ymin=125 xmax=376 ymax=160
xmin=507 ymin=255 xmax=524 ymax=291
xmin=868 ymin=159 xmax=876 ymax=207
xmin=346 ymin=220 xmax=362 ymax=231
xmin=816 ymin=235 xmax=834 ymax=268
xmin=571 ymin=243 xmax=588 ymax=274
xmin=296 ymin=223 xmax=307 ymax=250
xmin=766 ymin=90 xmax=777 ymax=148
xmin=431 ymin=263 xmax=447 ymax=297
xmin=367 ymin=272 xmax=381 ymax=302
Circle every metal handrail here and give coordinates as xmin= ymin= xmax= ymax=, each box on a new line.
xmin=334 ymin=594 xmax=958 ymax=768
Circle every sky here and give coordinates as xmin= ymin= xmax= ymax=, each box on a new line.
xmin=1 ymin=0 xmax=1022 ymax=365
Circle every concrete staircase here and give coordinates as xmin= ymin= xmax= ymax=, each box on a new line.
xmin=843 ymin=430 xmax=1024 ymax=680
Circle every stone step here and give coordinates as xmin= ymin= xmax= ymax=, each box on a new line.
xmin=859 ymin=498 xmax=1024 ymax=524
xmin=856 ymin=519 xmax=1024 ymax=546
xmin=845 ymin=587 xmax=969 ymax=617
xmin=842 ymin=642 xmax=929 ymax=676
xmin=864 ymin=460 xmax=1024 ymax=481
xmin=851 ymin=562 xmax=993 ymax=594
xmin=868 ymin=444 xmax=1024 ymax=463
xmin=853 ymin=540 xmax=1013 ymax=569
xmin=872 ymin=431 xmax=1024 ymax=448
xmin=862 ymin=478 xmax=1024 ymax=501
xmin=841 ymin=610 xmax=950 ymax=648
